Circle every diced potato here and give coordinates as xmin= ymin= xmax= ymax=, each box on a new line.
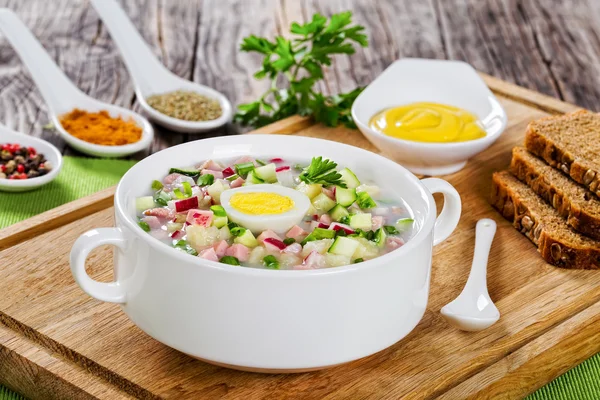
xmin=166 ymin=222 xmax=184 ymax=233
xmin=280 ymin=253 xmax=301 ymax=268
xmin=324 ymin=253 xmax=351 ymax=267
xmin=301 ymin=239 xmax=334 ymax=258
xmin=186 ymin=225 xmax=219 ymax=249
xmin=248 ymin=246 xmax=267 ymax=265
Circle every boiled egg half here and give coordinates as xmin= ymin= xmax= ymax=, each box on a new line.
xmin=220 ymin=184 xmax=310 ymax=234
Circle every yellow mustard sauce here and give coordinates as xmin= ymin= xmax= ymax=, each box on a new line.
xmin=368 ymin=102 xmax=486 ymax=143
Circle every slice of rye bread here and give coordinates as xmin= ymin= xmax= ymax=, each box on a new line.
xmin=491 ymin=171 xmax=600 ymax=269
xmin=510 ymin=147 xmax=600 ymax=240
xmin=525 ymin=109 xmax=600 ymax=196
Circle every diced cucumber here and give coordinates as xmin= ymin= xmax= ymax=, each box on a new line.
xmin=356 ymin=184 xmax=380 ymax=198
xmin=245 ymin=170 xmax=264 ymax=185
xmin=166 ymin=222 xmax=183 ymax=232
xmin=329 ymin=204 xmax=349 ymax=222
xmin=328 ymin=236 xmax=360 ymax=257
xmin=219 ymin=225 xmax=232 ymax=240
xmin=356 ymin=191 xmax=377 ymax=209
xmin=254 ymin=163 xmax=278 ymax=183
xmin=339 ymin=168 xmax=360 ymax=189
xmin=207 ymin=180 xmax=227 ymax=203
xmin=213 ymin=215 xmax=228 ymax=228
xmin=168 ymin=168 xmax=200 ymax=178
xmin=296 ymin=182 xmax=322 ymax=199
xmin=135 ymin=196 xmax=155 ymax=211
xmin=335 ymin=187 xmax=357 ymax=207
xmin=396 ymin=218 xmax=414 ymax=232
xmin=374 ymin=228 xmax=387 ymax=248
xmin=312 ymin=193 xmax=337 ymax=213
xmin=349 ymin=213 xmax=372 ymax=231
xmin=305 ymin=203 xmax=317 ymax=216
xmin=301 ymin=228 xmax=336 ymax=245
xmin=234 ymin=229 xmax=258 ymax=248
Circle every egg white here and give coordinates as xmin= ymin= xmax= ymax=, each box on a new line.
xmin=220 ymin=184 xmax=311 ymax=234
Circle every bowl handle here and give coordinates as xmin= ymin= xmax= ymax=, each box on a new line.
xmin=421 ymin=178 xmax=462 ymax=246
xmin=70 ymin=228 xmax=128 ymax=304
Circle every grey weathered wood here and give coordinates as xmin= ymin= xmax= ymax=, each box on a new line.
xmin=0 ymin=0 xmax=600 ymax=158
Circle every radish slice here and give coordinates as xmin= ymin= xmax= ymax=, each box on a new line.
xmin=263 ymin=237 xmax=287 ymax=250
xmin=275 ymin=166 xmax=290 ymax=172
xmin=270 ymin=158 xmax=284 ymax=163
xmin=175 ymin=196 xmax=199 ymax=212
xmin=329 ymin=222 xmax=355 ymax=235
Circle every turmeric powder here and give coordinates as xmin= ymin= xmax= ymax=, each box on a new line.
xmin=59 ymin=109 xmax=142 ymax=146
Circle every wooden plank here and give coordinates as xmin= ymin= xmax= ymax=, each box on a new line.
xmin=0 ymin=324 xmax=131 ymax=400
xmin=0 ymin=90 xmax=599 ymax=399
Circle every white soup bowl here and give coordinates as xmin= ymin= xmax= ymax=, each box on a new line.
xmin=70 ymin=135 xmax=461 ymax=372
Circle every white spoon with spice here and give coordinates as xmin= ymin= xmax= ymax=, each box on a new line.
xmin=0 ymin=9 xmax=153 ymax=158
xmin=90 ymin=0 xmax=232 ymax=133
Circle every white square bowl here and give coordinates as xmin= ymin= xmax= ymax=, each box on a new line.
xmin=351 ymin=58 xmax=507 ymax=175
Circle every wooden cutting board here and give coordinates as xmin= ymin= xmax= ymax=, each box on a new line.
xmin=1 ymin=75 xmax=598 ymax=400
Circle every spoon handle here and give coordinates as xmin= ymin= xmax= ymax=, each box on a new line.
xmin=0 ymin=9 xmax=84 ymax=113
xmin=90 ymin=0 xmax=170 ymax=95
xmin=464 ymin=219 xmax=497 ymax=292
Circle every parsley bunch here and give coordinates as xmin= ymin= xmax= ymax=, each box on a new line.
xmin=235 ymin=11 xmax=368 ymax=129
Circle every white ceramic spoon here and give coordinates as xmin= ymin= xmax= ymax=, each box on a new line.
xmin=90 ymin=0 xmax=232 ymax=133
xmin=441 ymin=218 xmax=500 ymax=331
xmin=0 ymin=124 xmax=62 ymax=192
xmin=0 ymin=9 xmax=153 ymax=158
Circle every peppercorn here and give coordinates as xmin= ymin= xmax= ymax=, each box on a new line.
xmin=0 ymin=143 xmax=52 ymax=180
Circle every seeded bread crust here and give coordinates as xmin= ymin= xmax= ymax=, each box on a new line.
xmin=525 ymin=110 xmax=600 ymax=197
xmin=510 ymin=147 xmax=600 ymax=240
xmin=491 ymin=171 xmax=600 ymax=269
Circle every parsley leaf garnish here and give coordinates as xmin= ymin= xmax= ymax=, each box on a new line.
xmin=234 ymin=11 xmax=368 ymax=129
xmin=299 ymin=156 xmax=346 ymax=187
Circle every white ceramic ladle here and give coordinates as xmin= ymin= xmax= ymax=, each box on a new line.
xmin=0 ymin=124 xmax=62 ymax=192
xmin=441 ymin=218 xmax=500 ymax=331
xmin=90 ymin=0 xmax=232 ymax=133
xmin=0 ymin=9 xmax=153 ymax=158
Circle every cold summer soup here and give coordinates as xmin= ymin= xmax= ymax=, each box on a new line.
xmin=135 ymin=156 xmax=415 ymax=269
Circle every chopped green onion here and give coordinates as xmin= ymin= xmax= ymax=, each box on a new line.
xmin=283 ymin=237 xmax=295 ymax=245
xmin=366 ymin=230 xmax=375 ymax=241
xmin=210 ymin=205 xmax=227 ymax=217
xmin=354 ymin=258 xmax=364 ymax=263
xmin=339 ymin=215 xmax=350 ymax=225
xmin=301 ymin=228 xmax=336 ymax=245
xmin=197 ymin=174 xmax=215 ymax=186
xmin=225 ymin=173 xmax=240 ymax=182
xmin=220 ymin=256 xmax=240 ymax=265
xmin=230 ymin=227 xmax=246 ymax=237
xmin=383 ymin=225 xmax=399 ymax=235
xmin=263 ymin=255 xmax=279 ymax=269
xmin=182 ymin=181 xmax=193 ymax=197
xmin=151 ymin=180 xmax=163 ymax=190
xmin=293 ymin=163 xmax=305 ymax=171
xmin=138 ymin=221 xmax=150 ymax=232
xmin=335 ymin=229 xmax=347 ymax=237
xmin=235 ymin=162 xmax=255 ymax=177
xmin=153 ymin=190 xmax=171 ymax=206
xmin=256 ymin=159 xmax=267 ymax=166
xmin=396 ymin=218 xmax=414 ymax=232
xmin=356 ymin=191 xmax=377 ymax=209
xmin=169 ymin=168 xmax=200 ymax=178
xmin=173 ymin=188 xmax=186 ymax=199
xmin=227 ymin=221 xmax=239 ymax=230
xmin=173 ymin=240 xmax=198 ymax=256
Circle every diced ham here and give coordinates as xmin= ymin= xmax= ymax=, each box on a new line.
xmin=233 ymin=156 xmax=255 ymax=166
xmin=293 ymin=264 xmax=313 ymax=270
xmin=372 ymin=216 xmax=384 ymax=231
xmin=283 ymin=243 xmax=302 ymax=255
xmin=225 ymin=244 xmax=250 ymax=262
xmin=230 ymin=177 xmax=245 ymax=188
xmin=174 ymin=196 xmax=199 ymax=212
xmin=186 ymin=209 xmax=214 ymax=227
xmin=213 ymin=240 xmax=229 ymax=258
xmin=263 ymin=237 xmax=287 ymax=251
xmin=142 ymin=216 xmax=161 ymax=229
xmin=144 ymin=207 xmax=175 ymax=219
xmin=303 ymin=251 xmax=326 ymax=269
xmin=257 ymin=229 xmax=283 ymax=243
xmin=386 ymin=237 xmax=405 ymax=251
xmin=149 ymin=229 xmax=169 ymax=241
xmin=163 ymin=173 xmax=182 ymax=184
xmin=286 ymin=225 xmax=308 ymax=240
xmin=322 ymin=187 xmax=335 ymax=200
xmin=196 ymin=159 xmax=223 ymax=171
xmin=391 ymin=206 xmax=405 ymax=214
xmin=329 ymin=222 xmax=355 ymax=235
xmin=201 ymin=169 xmax=224 ymax=179
xmin=199 ymin=247 xmax=219 ymax=262
xmin=319 ymin=214 xmax=332 ymax=225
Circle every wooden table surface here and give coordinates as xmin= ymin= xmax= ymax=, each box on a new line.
xmin=0 ymin=0 xmax=599 ymax=159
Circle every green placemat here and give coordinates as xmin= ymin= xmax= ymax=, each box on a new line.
xmin=0 ymin=156 xmax=135 ymax=229
xmin=0 ymin=156 xmax=598 ymax=399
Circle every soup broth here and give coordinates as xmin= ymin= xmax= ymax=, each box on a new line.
xmin=135 ymin=156 xmax=415 ymax=269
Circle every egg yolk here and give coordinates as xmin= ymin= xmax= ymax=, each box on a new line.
xmin=229 ymin=192 xmax=295 ymax=215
